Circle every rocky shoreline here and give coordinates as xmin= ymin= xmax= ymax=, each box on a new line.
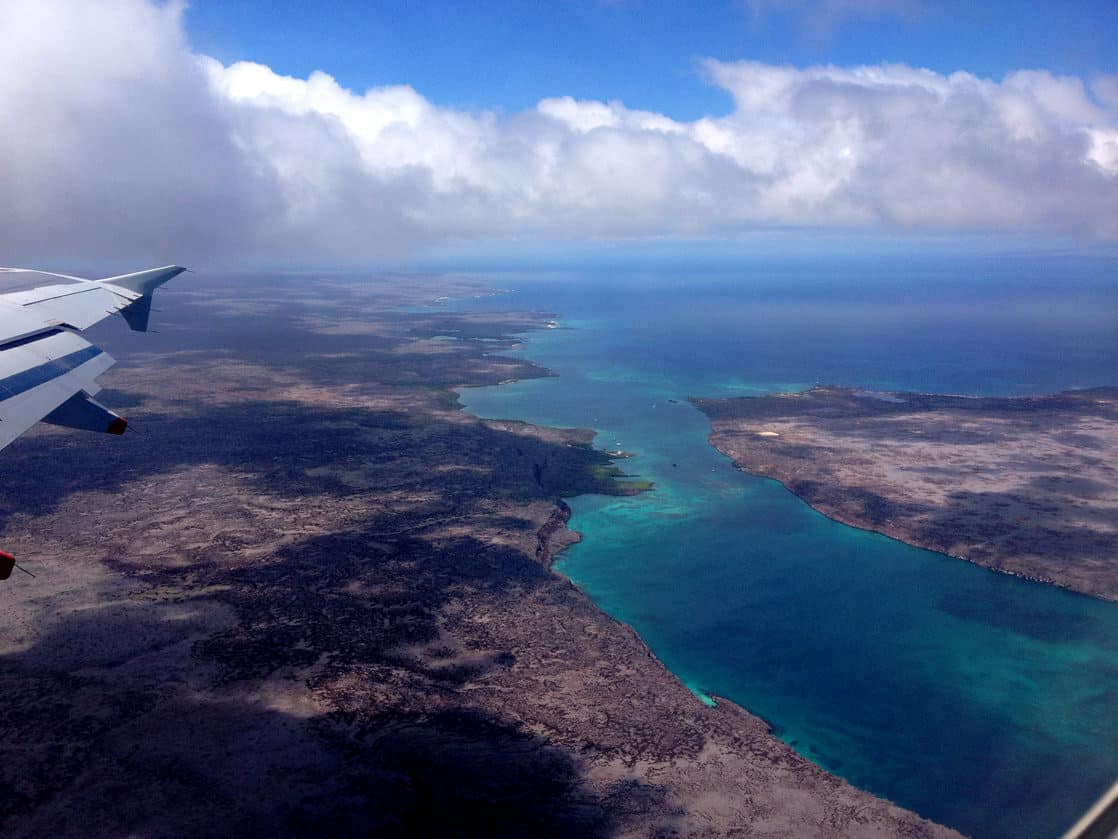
xmin=0 ymin=277 xmax=957 ymax=837
xmin=694 ymin=386 xmax=1118 ymax=602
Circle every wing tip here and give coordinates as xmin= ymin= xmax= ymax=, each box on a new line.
xmin=98 ymin=265 xmax=188 ymax=295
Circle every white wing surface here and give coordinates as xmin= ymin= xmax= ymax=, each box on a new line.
xmin=0 ymin=265 xmax=185 ymax=450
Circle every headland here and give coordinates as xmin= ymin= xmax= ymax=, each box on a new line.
xmin=694 ymin=386 xmax=1118 ymax=601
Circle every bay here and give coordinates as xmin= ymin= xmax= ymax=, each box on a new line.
xmin=452 ymin=256 xmax=1118 ymax=839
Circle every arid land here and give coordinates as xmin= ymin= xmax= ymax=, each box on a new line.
xmin=0 ymin=276 xmax=955 ymax=837
xmin=694 ymin=386 xmax=1118 ymax=601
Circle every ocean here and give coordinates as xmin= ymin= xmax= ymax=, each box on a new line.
xmin=449 ymin=254 xmax=1118 ymax=839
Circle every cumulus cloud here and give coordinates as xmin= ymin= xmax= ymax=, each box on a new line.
xmin=0 ymin=0 xmax=1115 ymax=267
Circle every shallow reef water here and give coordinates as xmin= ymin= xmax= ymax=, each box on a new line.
xmin=454 ymin=259 xmax=1118 ymax=839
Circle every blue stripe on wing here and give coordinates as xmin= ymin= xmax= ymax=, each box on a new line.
xmin=0 ymin=346 xmax=104 ymax=401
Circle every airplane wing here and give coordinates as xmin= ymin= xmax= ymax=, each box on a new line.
xmin=0 ymin=265 xmax=185 ymax=451
xmin=0 ymin=265 xmax=185 ymax=579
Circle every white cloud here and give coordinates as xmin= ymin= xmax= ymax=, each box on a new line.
xmin=0 ymin=0 xmax=1115 ymax=267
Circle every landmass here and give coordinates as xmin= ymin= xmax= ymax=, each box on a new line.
xmin=694 ymin=386 xmax=1118 ymax=601
xmin=0 ymin=277 xmax=954 ymax=837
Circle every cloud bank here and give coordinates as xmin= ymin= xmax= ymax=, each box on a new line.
xmin=1 ymin=0 xmax=1115 ymax=266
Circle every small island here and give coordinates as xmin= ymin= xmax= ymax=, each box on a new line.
xmin=694 ymin=386 xmax=1118 ymax=601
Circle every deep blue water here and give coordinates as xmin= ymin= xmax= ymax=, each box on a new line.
xmin=449 ymin=257 xmax=1118 ymax=839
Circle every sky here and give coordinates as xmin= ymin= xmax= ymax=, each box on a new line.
xmin=185 ymin=1 xmax=1118 ymax=120
xmin=1 ymin=0 xmax=1116 ymax=271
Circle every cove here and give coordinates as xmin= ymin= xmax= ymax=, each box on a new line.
xmin=451 ymin=261 xmax=1118 ymax=839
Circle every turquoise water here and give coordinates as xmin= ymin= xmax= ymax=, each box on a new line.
xmin=451 ymin=260 xmax=1118 ymax=839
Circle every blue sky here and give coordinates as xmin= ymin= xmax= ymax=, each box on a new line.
xmin=185 ymin=0 xmax=1118 ymax=120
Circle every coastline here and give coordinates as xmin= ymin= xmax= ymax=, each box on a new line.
xmin=693 ymin=386 xmax=1118 ymax=603
xmin=0 ymin=275 xmax=959 ymax=837
xmin=721 ymin=457 xmax=1086 ymax=594
xmin=437 ymin=278 xmax=1118 ymax=839
xmin=459 ymin=310 xmax=961 ymax=836
xmin=525 ymin=492 xmax=960 ymax=837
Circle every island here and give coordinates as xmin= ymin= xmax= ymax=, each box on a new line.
xmin=0 ymin=278 xmax=955 ymax=836
xmin=694 ymin=386 xmax=1118 ymax=601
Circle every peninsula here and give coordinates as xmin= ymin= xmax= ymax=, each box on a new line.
xmin=694 ymin=386 xmax=1118 ymax=601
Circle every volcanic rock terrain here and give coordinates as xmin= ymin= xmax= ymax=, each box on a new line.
xmin=0 ymin=276 xmax=955 ymax=837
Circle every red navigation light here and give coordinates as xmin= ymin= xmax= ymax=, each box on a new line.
xmin=107 ymin=417 xmax=128 ymax=435
xmin=0 ymin=550 xmax=15 ymax=581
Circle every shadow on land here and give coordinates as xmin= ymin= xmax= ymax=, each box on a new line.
xmin=0 ymin=279 xmax=620 ymax=532
xmin=3 ymin=649 xmax=610 ymax=837
xmin=0 ymin=512 xmax=614 ymax=837
xmin=0 ymin=393 xmax=620 ymax=534
xmin=0 ymin=282 xmax=639 ymax=834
